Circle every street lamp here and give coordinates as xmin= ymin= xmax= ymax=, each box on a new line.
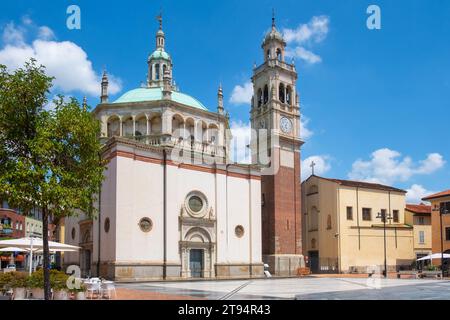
xmin=376 ymin=210 xmax=392 ymax=278
xmin=435 ymin=204 xmax=449 ymax=278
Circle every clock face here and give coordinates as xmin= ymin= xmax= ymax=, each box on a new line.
xmin=280 ymin=117 xmax=293 ymax=134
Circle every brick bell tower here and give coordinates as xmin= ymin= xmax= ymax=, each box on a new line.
xmin=250 ymin=14 xmax=304 ymax=276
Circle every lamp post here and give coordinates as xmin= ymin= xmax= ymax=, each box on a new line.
xmin=376 ymin=210 xmax=392 ymax=278
xmin=437 ymin=204 xmax=449 ymax=278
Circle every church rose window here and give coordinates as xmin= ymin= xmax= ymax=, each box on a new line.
xmin=188 ymin=196 xmax=203 ymax=213
xmin=139 ymin=217 xmax=153 ymax=233
xmin=235 ymin=225 xmax=245 ymax=238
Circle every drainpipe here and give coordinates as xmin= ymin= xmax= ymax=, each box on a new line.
xmin=163 ymin=148 xmax=167 ymax=280
xmin=356 ymin=187 xmax=361 ymax=250
xmin=97 ymin=179 xmax=102 ymax=277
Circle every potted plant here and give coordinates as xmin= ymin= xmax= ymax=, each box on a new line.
xmin=69 ymin=283 xmax=87 ymax=300
xmin=51 ymin=270 xmax=70 ymax=300
xmin=10 ymin=272 xmax=29 ymax=300
xmin=27 ymin=269 xmax=45 ymax=299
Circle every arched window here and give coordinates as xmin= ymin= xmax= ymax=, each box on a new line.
xmin=279 ymin=83 xmax=285 ymax=103
xmin=257 ymin=88 xmax=263 ymax=107
xmin=276 ymin=48 xmax=282 ymax=61
xmin=172 ymin=114 xmax=184 ymax=138
xmin=263 ymin=85 xmax=269 ymax=104
xmin=308 ymin=185 xmax=319 ymax=195
xmin=107 ymin=116 xmax=120 ymax=137
xmin=286 ymin=86 xmax=292 ymax=105
xmin=155 ymin=64 xmax=160 ymax=80
xmin=309 ymin=206 xmax=319 ymax=231
xmin=149 ymin=65 xmax=153 ymax=81
xmin=162 ymin=64 xmax=167 ymax=76
xmin=266 ymin=49 xmax=271 ymax=61
xmin=150 ymin=115 xmax=162 ymax=134
xmin=122 ymin=116 xmax=133 ymax=137
xmin=327 ymin=215 xmax=332 ymax=230
xmin=135 ymin=115 xmax=147 ymax=136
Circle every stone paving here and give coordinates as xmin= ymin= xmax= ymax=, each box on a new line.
xmin=115 ymin=277 xmax=450 ymax=300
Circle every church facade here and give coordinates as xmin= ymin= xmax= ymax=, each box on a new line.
xmin=62 ymin=16 xmax=304 ymax=281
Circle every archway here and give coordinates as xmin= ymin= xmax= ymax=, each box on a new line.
xmin=180 ymin=227 xmax=215 ymax=279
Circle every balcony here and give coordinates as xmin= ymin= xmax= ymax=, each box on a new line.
xmin=254 ymin=59 xmax=296 ymax=74
xmin=102 ymin=134 xmax=227 ymax=159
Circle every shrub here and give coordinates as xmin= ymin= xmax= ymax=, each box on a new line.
xmin=10 ymin=272 xmax=28 ymax=288
xmin=27 ymin=269 xmax=44 ymax=289
xmin=50 ymin=270 xmax=69 ymax=291
xmin=0 ymin=272 xmax=15 ymax=291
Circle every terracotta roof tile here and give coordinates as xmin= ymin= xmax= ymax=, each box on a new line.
xmin=406 ymin=204 xmax=431 ymax=214
xmin=422 ymin=190 xmax=450 ymax=201
xmin=316 ymin=176 xmax=407 ymax=193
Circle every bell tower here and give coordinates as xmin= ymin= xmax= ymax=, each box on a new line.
xmin=250 ymin=13 xmax=304 ymax=275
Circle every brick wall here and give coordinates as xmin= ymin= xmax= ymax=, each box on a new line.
xmin=261 ymin=150 xmax=302 ymax=255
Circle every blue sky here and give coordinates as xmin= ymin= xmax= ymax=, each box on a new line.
xmin=0 ymin=0 xmax=449 ymax=202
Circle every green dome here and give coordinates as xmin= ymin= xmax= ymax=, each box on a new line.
xmin=149 ymin=49 xmax=171 ymax=61
xmin=113 ymin=87 xmax=208 ymax=111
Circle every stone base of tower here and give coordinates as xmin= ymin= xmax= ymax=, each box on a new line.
xmin=263 ymin=254 xmax=305 ymax=277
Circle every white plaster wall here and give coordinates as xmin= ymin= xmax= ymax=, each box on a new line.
xmin=114 ymin=156 xmax=164 ymax=262
xmin=94 ymin=148 xmax=262 ymax=269
xmin=95 ymin=157 xmax=118 ymax=263
xmin=166 ymin=165 xmax=216 ymax=263
xmin=223 ymin=176 xmax=251 ymax=264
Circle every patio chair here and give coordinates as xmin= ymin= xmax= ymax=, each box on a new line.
xmin=100 ymin=282 xmax=117 ymax=300
xmin=85 ymin=281 xmax=101 ymax=299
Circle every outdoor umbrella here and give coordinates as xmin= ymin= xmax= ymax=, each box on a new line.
xmin=0 ymin=237 xmax=80 ymax=274
xmin=0 ymin=247 xmax=29 ymax=252
xmin=417 ymin=253 xmax=450 ymax=261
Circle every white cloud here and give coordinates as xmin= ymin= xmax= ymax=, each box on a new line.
xmin=38 ymin=26 xmax=55 ymax=41
xmin=283 ymin=15 xmax=329 ymax=44
xmin=229 ymin=121 xmax=252 ymax=164
xmin=406 ymin=184 xmax=435 ymax=204
xmin=300 ymin=116 xmax=313 ymax=140
xmin=0 ymin=19 xmax=122 ymax=97
xmin=283 ymin=15 xmax=329 ymax=64
xmin=301 ymin=155 xmax=331 ymax=180
xmin=286 ymin=47 xmax=322 ymax=64
xmin=2 ymin=22 xmax=26 ymax=46
xmin=229 ymin=81 xmax=253 ymax=105
xmin=348 ymin=148 xmax=446 ymax=185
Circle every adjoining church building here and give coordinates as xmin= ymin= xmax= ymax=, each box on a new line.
xmin=62 ymin=16 xmax=305 ymax=281
xmin=301 ymin=175 xmax=415 ymax=274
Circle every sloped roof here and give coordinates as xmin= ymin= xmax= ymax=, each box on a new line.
xmin=422 ymin=190 xmax=450 ymax=201
xmin=406 ymin=204 xmax=431 ymax=214
xmin=313 ymin=176 xmax=407 ymax=193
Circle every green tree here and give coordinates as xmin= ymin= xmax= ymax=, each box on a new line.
xmin=0 ymin=60 xmax=105 ymax=300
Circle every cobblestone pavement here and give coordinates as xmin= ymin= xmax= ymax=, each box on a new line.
xmin=115 ymin=277 xmax=450 ymax=300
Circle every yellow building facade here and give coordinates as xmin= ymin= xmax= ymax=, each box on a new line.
xmin=404 ymin=204 xmax=432 ymax=260
xmin=301 ymin=176 xmax=415 ymax=274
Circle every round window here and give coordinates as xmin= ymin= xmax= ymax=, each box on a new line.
xmin=104 ymin=218 xmax=110 ymax=233
xmin=235 ymin=225 xmax=245 ymax=238
xmin=139 ymin=217 xmax=153 ymax=233
xmin=71 ymin=227 xmax=76 ymax=240
xmin=188 ymin=196 xmax=203 ymax=213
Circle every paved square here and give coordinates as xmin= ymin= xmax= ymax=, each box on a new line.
xmin=116 ymin=277 xmax=450 ymax=300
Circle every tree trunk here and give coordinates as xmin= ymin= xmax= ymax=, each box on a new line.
xmin=42 ymin=206 xmax=51 ymax=300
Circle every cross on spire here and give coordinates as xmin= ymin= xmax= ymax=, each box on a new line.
xmin=310 ymin=161 xmax=316 ymax=176
xmin=156 ymin=10 xmax=163 ymax=30
xmin=272 ymin=8 xmax=276 ymax=29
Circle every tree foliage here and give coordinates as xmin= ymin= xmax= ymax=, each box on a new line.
xmin=0 ymin=59 xmax=106 ymax=299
